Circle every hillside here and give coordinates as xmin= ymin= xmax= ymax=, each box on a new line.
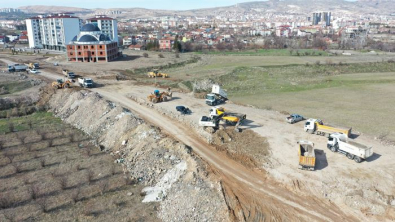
xmin=17 ymin=0 xmax=395 ymax=18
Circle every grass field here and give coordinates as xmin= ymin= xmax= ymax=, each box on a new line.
xmin=196 ymin=49 xmax=329 ymax=56
xmin=0 ymin=112 xmax=158 ymax=221
xmin=0 ymin=81 xmax=33 ymax=97
xmin=155 ymin=53 xmax=395 ymax=142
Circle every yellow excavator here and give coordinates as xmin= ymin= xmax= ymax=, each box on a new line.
xmin=209 ymin=107 xmax=246 ymax=125
xmin=52 ymin=79 xmax=72 ymax=89
xmin=147 ymin=69 xmax=169 ymax=78
xmin=147 ymin=89 xmax=172 ymax=103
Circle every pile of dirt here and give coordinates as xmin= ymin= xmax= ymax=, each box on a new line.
xmin=47 ymin=89 xmax=229 ymax=221
xmin=211 ymin=128 xmax=270 ymax=168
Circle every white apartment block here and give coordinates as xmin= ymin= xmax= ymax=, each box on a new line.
xmin=86 ymin=15 xmax=119 ymax=45
xmin=26 ymin=13 xmax=81 ymax=50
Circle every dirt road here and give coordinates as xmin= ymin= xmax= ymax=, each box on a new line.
xmin=0 ymin=58 xmax=361 ymax=221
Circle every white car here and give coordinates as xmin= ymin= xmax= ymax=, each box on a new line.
xmin=29 ymin=69 xmax=39 ymax=74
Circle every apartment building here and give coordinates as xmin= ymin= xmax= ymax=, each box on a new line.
xmin=26 ymin=13 xmax=81 ymax=50
xmin=86 ymin=15 xmax=118 ymax=45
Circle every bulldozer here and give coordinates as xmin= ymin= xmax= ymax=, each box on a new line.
xmin=147 ymin=89 xmax=172 ymax=103
xmin=52 ymin=79 xmax=72 ymax=89
xmin=147 ymin=69 xmax=169 ymax=78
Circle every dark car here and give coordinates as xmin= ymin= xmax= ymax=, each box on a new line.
xmin=176 ymin=106 xmax=191 ymax=115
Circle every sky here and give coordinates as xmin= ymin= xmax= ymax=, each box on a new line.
xmin=1 ymin=0 xmax=262 ymax=10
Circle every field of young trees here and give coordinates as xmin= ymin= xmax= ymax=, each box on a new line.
xmin=0 ymin=112 xmax=158 ymax=221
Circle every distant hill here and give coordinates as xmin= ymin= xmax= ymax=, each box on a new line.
xmin=17 ymin=0 xmax=395 ymax=18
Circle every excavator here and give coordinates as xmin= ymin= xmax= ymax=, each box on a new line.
xmin=52 ymin=79 xmax=72 ymax=89
xmin=147 ymin=69 xmax=169 ymax=78
xmin=199 ymin=107 xmax=246 ymax=132
xmin=147 ymin=89 xmax=172 ymax=103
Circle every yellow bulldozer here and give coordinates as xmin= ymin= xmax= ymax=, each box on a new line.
xmin=52 ymin=79 xmax=72 ymax=89
xmin=147 ymin=89 xmax=172 ymax=103
xmin=147 ymin=69 xmax=169 ymax=78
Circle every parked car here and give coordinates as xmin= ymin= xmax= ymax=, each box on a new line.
xmin=29 ymin=69 xmax=39 ymax=74
xmin=286 ymin=114 xmax=304 ymax=124
xmin=176 ymin=106 xmax=191 ymax=115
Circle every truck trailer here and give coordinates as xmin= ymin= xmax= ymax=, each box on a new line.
xmin=327 ymin=133 xmax=373 ymax=163
xmin=297 ymin=141 xmax=316 ymax=171
xmin=304 ymin=119 xmax=351 ymax=137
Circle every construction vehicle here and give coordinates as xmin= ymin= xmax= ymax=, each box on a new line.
xmin=297 ymin=141 xmax=316 ymax=171
xmin=78 ymin=78 xmax=94 ymax=88
xmin=147 ymin=69 xmax=169 ymax=78
xmin=62 ymin=69 xmax=75 ymax=79
xmin=286 ymin=114 xmax=304 ymax=124
xmin=206 ymin=84 xmax=228 ymax=106
xmin=327 ymin=133 xmax=373 ymax=163
xmin=25 ymin=63 xmax=39 ymax=69
xmin=52 ymin=79 xmax=72 ymax=89
xmin=147 ymin=89 xmax=172 ymax=103
xmin=8 ymin=64 xmax=27 ymax=72
xmin=304 ymin=119 xmax=351 ymax=137
xmin=209 ymin=107 xmax=246 ymax=125
xmin=199 ymin=107 xmax=246 ymax=132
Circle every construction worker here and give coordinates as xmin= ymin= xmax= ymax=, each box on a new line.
xmin=154 ymin=89 xmax=160 ymax=97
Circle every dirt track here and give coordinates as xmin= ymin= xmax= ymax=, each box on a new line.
xmin=2 ymin=57 xmax=394 ymax=221
xmin=0 ymin=58 xmax=357 ymax=221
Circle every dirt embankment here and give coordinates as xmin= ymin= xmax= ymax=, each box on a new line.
xmin=46 ymin=89 xmax=229 ymax=221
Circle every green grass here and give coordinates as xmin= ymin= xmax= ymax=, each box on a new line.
xmin=196 ymin=49 xmax=328 ymax=56
xmin=0 ymin=81 xmax=32 ymax=96
xmin=217 ymin=62 xmax=395 ymax=95
xmin=0 ymin=111 xmax=62 ymax=134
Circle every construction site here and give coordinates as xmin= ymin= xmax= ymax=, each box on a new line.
xmin=0 ymin=48 xmax=395 ymax=222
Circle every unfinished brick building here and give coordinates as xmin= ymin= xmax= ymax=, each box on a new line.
xmin=66 ymin=23 xmax=120 ymax=62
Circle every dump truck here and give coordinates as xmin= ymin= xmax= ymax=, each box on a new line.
xmin=52 ymin=79 xmax=72 ymax=89
xmin=327 ymin=133 xmax=373 ymax=163
xmin=147 ymin=69 xmax=169 ymax=78
xmin=147 ymin=89 xmax=172 ymax=103
xmin=78 ymin=78 xmax=94 ymax=88
xmin=62 ymin=69 xmax=75 ymax=79
xmin=8 ymin=64 xmax=28 ymax=72
xmin=304 ymin=119 xmax=351 ymax=137
xmin=206 ymin=84 xmax=228 ymax=106
xmin=297 ymin=141 xmax=316 ymax=171
xmin=286 ymin=114 xmax=304 ymax=124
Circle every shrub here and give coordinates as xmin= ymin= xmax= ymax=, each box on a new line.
xmin=175 ymin=53 xmax=180 ymax=58
xmin=58 ymin=176 xmax=68 ymax=190
xmin=143 ymin=53 xmax=148 ymax=58
xmin=315 ymin=61 xmax=321 ymax=66
xmin=8 ymin=122 xmax=14 ymax=133
xmin=158 ymin=53 xmax=164 ymax=58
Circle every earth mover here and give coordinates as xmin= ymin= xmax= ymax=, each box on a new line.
xmin=209 ymin=107 xmax=246 ymax=125
xmin=147 ymin=89 xmax=172 ymax=103
xmin=297 ymin=141 xmax=316 ymax=171
xmin=147 ymin=69 xmax=169 ymax=78
xmin=52 ymin=79 xmax=72 ymax=89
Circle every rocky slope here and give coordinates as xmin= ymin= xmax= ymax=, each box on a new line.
xmin=47 ymin=89 xmax=229 ymax=221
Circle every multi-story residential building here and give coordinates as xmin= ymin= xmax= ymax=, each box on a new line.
xmin=86 ymin=15 xmax=118 ymax=45
xmin=159 ymin=38 xmax=173 ymax=51
xmin=66 ymin=23 xmax=120 ymax=62
xmin=26 ymin=13 xmax=81 ymax=50
xmin=312 ymin=12 xmax=331 ymax=26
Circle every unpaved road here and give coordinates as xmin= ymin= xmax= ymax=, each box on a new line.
xmin=2 ymin=58 xmax=390 ymax=221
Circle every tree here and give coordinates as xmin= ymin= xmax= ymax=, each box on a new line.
xmin=216 ymin=42 xmax=226 ymax=51
xmin=173 ymin=35 xmax=182 ymax=52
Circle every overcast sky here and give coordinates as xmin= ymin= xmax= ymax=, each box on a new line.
xmin=1 ymin=0 xmax=266 ymax=10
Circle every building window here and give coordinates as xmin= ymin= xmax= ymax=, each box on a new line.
xmin=78 ymin=46 xmax=81 ymax=49
xmin=69 ymin=46 xmax=72 ymax=49
xmin=100 ymin=52 xmax=103 ymax=55
xmin=99 ymin=45 xmax=102 ymax=49
xmin=91 ymin=45 xmax=94 ymax=49
xmin=78 ymin=52 xmax=81 ymax=55
xmin=70 ymin=52 xmax=73 ymax=55
xmin=92 ymin=52 xmax=95 ymax=55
